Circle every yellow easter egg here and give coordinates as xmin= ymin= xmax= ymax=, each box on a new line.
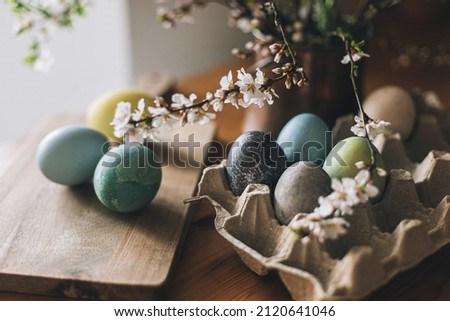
xmin=87 ymin=89 xmax=153 ymax=140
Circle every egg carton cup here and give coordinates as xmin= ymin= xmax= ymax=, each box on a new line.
xmin=189 ymin=109 xmax=450 ymax=300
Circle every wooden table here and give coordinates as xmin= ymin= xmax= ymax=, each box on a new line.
xmin=1 ymin=38 xmax=450 ymax=300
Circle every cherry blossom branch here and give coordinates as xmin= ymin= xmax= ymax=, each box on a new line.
xmin=8 ymin=0 xmax=89 ymax=70
xmin=344 ymin=40 xmax=377 ymax=169
xmin=290 ymin=168 xmax=379 ymax=243
xmin=156 ymin=0 xmax=206 ymax=28
xmin=269 ymin=2 xmax=297 ymax=66
xmin=340 ymin=36 xmax=390 ymax=171
xmin=113 ymin=1 xmax=308 ymax=141
xmin=290 ymin=36 xmax=391 ymax=243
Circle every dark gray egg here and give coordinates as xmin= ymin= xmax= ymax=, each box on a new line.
xmin=274 ymin=161 xmax=332 ymax=225
xmin=225 ymin=131 xmax=287 ymax=196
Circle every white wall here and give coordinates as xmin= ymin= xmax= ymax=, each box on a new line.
xmin=127 ymin=1 xmax=251 ymax=79
xmin=0 ymin=1 xmax=132 ymax=142
xmin=0 ymin=1 xmax=250 ymax=142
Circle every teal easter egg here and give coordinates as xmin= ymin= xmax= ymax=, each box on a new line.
xmin=277 ymin=113 xmax=331 ymax=165
xmin=37 ymin=126 xmax=108 ymax=186
xmin=94 ymin=143 xmax=162 ymax=213
xmin=322 ymin=137 xmax=386 ymax=202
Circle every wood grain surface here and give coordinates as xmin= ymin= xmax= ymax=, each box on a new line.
xmin=0 ymin=114 xmax=215 ymax=300
xmin=1 ymin=15 xmax=450 ymax=299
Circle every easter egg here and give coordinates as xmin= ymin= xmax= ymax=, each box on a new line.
xmin=37 ymin=126 xmax=108 ymax=186
xmin=323 ymin=136 xmax=386 ymax=202
xmin=87 ymin=89 xmax=153 ymax=140
xmin=225 ymin=131 xmax=287 ymax=196
xmin=93 ymin=143 xmax=162 ymax=213
xmin=274 ymin=162 xmax=332 ymax=225
xmin=363 ymin=86 xmax=416 ymax=140
xmin=277 ymin=113 xmax=331 ymax=165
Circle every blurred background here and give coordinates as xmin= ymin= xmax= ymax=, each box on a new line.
xmin=0 ymin=0 xmax=249 ymax=141
xmin=0 ymin=0 xmax=448 ymax=141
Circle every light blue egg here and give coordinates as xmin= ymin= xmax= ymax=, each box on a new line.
xmin=277 ymin=113 xmax=331 ymax=165
xmin=37 ymin=125 xmax=108 ymax=186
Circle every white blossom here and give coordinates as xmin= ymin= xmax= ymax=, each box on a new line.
xmin=206 ymin=92 xmax=224 ymax=112
xmin=313 ymin=169 xmax=379 ymax=218
xmin=236 ymin=17 xmax=252 ymax=33
xmin=290 ymin=214 xmax=349 ymax=243
xmin=376 ymin=167 xmax=388 ymax=177
xmin=301 ymin=168 xmax=380 ymax=242
xmin=123 ymin=126 xmax=145 ymax=144
xmin=255 ymin=68 xmax=278 ymax=104
xmin=355 ymin=160 xmax=367 ymax=169
xmin=11 ymin=0 xmax=92 ymax=71
xmin=308 ymin=217 xmax=349 ymax=242
xmin=354 ymin=169 xmax=379 ymax=200
xmin=214 ymin=71 xmax=239 ymax=109
xmin=235 ymin=68 xmax=270 ymax=108
xmin=351 ymin=115 xmax=391 ymax=140
xmin=186 ymin=108 xmax=216 ymax=125
xmin=212 ymin=97 xmax=225 ymax=112
xmin=111 ymin=101 xmax=132 ymax=138
xmin=156 ymin=6 xmax=175 ymax=29
xmin=222 ymin=90 xmax=239 ymax=108
xmin=220 ymin=70 xmax=234 ymax=90
xmin=33 ymin=47 xmax=55 ymax=72
xmin=313 ymin=196 xmax=335 ymax=218
xmin=139 ymin=125 xmax=161 ymax=142
xmin=341 ymin=51 xmax=370 ymax=64
xmin=422 ymin=90 xmax=444 ymax=109
xmin=171 ymin=93 xmax=197 ymax=110
xmin=156 ymin=3 xmax=195 ymax=29
xmin=147 ymin=106 xmax=172 ymax=128
xmin=131 ymin=98 xmax=146 ymax=121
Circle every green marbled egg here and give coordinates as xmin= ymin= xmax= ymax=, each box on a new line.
xmin=94 ymin=143 xmax=162 ymax=213
xmin=322 ymin=136 xmax=386 ymax=202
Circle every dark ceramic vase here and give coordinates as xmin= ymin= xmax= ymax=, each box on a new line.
xmin=242 ymin=45 xmax=361 ymax=136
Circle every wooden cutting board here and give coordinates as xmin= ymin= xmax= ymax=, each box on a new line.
xmin=0 ymin=114 xmax=215 ymax=299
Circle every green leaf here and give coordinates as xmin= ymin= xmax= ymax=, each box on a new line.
xmin=24 ymin=54 xmax=38 ymax=65
xmin=73 ymin=4 xmax=86 ymax=16
xmin=352 ymin=64 xmax=359 ymax=77
xmin=37 ymin=7 xmax=52 ymax=19
xmin=58 ymin=15 xmax=73 ymax=27
xmin=15 ymin=26 xmax=26 ymax=35
xmin=30 ymin=41 xmax=39 ymax=51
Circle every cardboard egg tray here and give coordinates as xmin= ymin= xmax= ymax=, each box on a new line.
xmin=190 ymin=103 xmax=450 ymax=300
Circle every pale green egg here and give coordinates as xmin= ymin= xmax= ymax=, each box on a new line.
xmin=322 ymin=137 xmax=386 ymax=202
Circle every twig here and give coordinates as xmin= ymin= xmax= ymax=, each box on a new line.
xmin=345 ymin=40 xmax=376 ymax=169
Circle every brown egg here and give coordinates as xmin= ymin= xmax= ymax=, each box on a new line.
xmin=363 ymin=86 xmax=416 ymax=140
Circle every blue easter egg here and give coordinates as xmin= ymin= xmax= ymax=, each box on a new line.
xmin=277 ymin=113 xmax=331 ymax=165
xmin=37 ymin=125 xmax=108 ymax=186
